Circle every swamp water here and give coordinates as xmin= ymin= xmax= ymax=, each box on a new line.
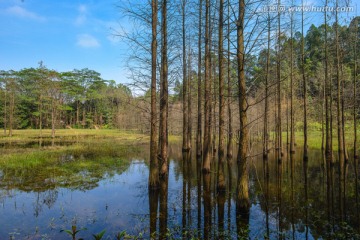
xmin=0 ymin=142 xmax=359 ymax=239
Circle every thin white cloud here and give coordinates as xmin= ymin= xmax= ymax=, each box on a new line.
xmin=75 ymin=4 xmax=87 ymax=26
xmin=6 ymin=5 xmax=45 ymax=21
xmin=76 ymin=34 xmax=100 ymax=48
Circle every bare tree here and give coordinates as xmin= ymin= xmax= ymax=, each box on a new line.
xmin=301 ymin=0 xmax=308 ymax=161
xmin=236 ymin=0 xmax=249 ymax=212
xmin=217 ymin=0 xmax=226 ymax=191
xmin=149 ymin=0 xmax=159 ymax=189
xmin=202 ymin=0 xmax=211 ymax=173
xmin=182 ymin=0 xmax=190 ymax=152
xmin=196 ymin=0 xmax=203 ymax=158
xmin=159 ymin=0 xmax=169 ymax=177
xmin=226 ymin=0 xmax=233 ymax=161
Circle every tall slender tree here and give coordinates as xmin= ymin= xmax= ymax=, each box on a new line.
xmin=324 ymin=0 xmax=332 ymax=164
xmin=203 ymin=0 xmax=211 ymax=173
xmin=217 ymin=0 xmax=226 ymax=191
xmin=196 ymin=0 xmax=203 ymax=158
xmin=335 ymin=0 xmax=345 ymax=219
xmin=226 ymin=0 xmax=233 ymax=161
xmin=302 ymin=0 xmax=308 ymax=161
xmin=182 ymin=0 xmax=190 ymax=152
xmin=352 ymin=17 xmax=358 ymax=160
xmin=159 ymin=0 xmax=169 ymax=177
xmin=290 ymin=4 xmax=295 ymax=154
xmin=149 ymin=0 xmax=159 ymax=189
xmin=236 ymin=0 xmax=249 ymax=212
xmin=263 ymin=9 xmax=271 ymax=159
xmin=276 ymin=0 xmax=282 ymax=161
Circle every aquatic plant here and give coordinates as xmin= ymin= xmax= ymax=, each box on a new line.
xmin=60 ymin=225 xmax=86 ymax=240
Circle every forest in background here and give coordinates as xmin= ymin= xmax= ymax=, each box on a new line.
xmin=1 ymin=12 xmax=358 ymax=148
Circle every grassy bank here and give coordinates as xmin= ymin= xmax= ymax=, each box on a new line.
xmin=0 ymin=129 xmax=150 ymax=191
xmin=291 ymin=130 xmax=359 ymax=151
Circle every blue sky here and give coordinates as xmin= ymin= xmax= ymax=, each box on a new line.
xmin=0 ymin=0 xmax=129 ymax=83
xmin=0 ymin=0 xmax=358 ymax=85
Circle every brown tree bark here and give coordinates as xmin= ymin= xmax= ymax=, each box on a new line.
xmin=187 ymin=49 xmax=192 ymax=151
xmin=226 ymin=0 xmax=233 ymax=161
xmin=302 ymin=0 xmax=308 ymax=161
xmin=335 ymin=0 xmax=345 ymax=219
xmin=159 ymin=0 xmax=169 ymax=178
xmin=354 ymin=18 xmax=358 ymax=160
xmin=3 ymin=86 xmax=6 ymax=136
xmin=263 ymin=12 xmax=271 ymax=159
xmin=236 ymin=0 xmax=249 ymax=212
xmin=182 ymin=0 xmax=189 ymax=152
xmin=196 ymin=0 xmax=203 ymax=158
xmin=217 ymin=0 xmax=226 ymax=191
xmin=202 ymin=0 xmax=211 ymax=173
xmin=324 ymin=0 xmax=332 ymax=164
xmin=276 ymin=0 xmax=283 ymax=161
xmin=290 ymin=10 xmax=295 ymax=154
xmin=51 ymin=100 xmax=56 ymax=138
xmin=149 ymin=0 xmax=159 ymax=189
xmin=9 ymin=86 xmax=14 ymax=137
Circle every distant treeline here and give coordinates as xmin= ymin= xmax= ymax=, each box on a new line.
xmin=0 ymin=67 xmax=144 ymax=136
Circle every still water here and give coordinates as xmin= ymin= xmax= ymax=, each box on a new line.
xmin=0 ymin=143 xmax=359 ymax=239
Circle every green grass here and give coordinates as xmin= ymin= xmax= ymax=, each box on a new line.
xmin=291 ymin=129 xmax=359 ymax=151
xmin=0 ymin=129 xmax=149 ymax=143
xmin=0 ymin=129 xmax=148 ymax=191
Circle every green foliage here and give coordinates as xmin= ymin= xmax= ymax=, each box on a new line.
xmin=60 ymin=225 xmax=86 ymax=240
xmin=92 ymin=229 xmax=106 ymax=240
xmin=0 ymin=67 xmax=137 ymax=131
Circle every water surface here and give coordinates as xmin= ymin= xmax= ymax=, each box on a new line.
xmin=0 ymin=143 xmax=359 ymax=239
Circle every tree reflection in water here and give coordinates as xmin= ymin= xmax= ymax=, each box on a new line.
xmin=1 ymin=144 xmax=360 ymax=239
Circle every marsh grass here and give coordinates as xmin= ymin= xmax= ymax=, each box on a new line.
xmin=264 ymin=128 xmax=360 ymax=151
xmin=0 ymin=129 xmax=149 ymax=143
xmin=292 ymin=129 xmax=359 ymax=151
xmin=0 ymin=130 xmax=145 ymax=191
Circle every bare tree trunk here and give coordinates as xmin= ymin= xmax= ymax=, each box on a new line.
xmin=330 ymin=68 xmax=334 ymax=159
xmin=82 ymin=106 xmax=85 ymax=128
xmin=76 ymin=100 xmax=79 ymax=125
xmin=264 ymin=13 xmax=270 ymax=158
xmin=217 ymin=0 xmax=226 ymax=191
xmin=202 ymin=0 xmax=211 ymax=173
xmin=236 ymin=0 xmax=249 ymax=212
xmin=159 ymin=0 xmax=169 ymax=177
xmin=276 ymin=0 xmax=282 ymax=161
xmin=196 ymin=0 xmax=203 ymax=158
xmin=354 ymin=18 xmax=358 ymax=160
xmin=39 ymin=95 xmax=42 ymax=137
xmin=290 ymin=9 xmax=295 ymax=154
xmin=321 ymin=80 xmax=325 ymax=152
xmin=9 ymin=90 xmax=14 ymax=137
xmin=51 ymin=101 xmax=56 ymax=138
xmin=187 ymin=47 xmax=192 ymax=151
xmin=226 ymin=0 xmax=233 ymax=161
xmin=335 ymin=0 xmax=345 ymax=220
xmin=3 ymin=88 xmax=6 ymax=136
xmin=149 ymin=0 xmax=159 ymax=189
xmin=182 ymin=0 xmax=189 ymax=152
xmin=341 ymin=65 xmax=348 ymax=162
xmin=210 ymin=17 xmax=215 ymax=156
xmin=324 ymin=0 xmax=332 ymax=164
xmin=302 ymin=0 xmax=308 ymax=161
